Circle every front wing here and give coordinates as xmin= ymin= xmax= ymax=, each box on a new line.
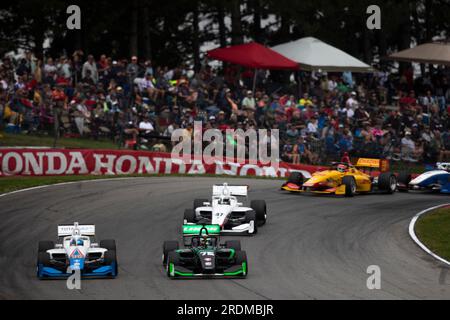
xmin=168 ymin=263 xmax=247 ymax=279
xmin=282 ymin=181 xmax=373 ymax=195
xmin=37 ymin=263 xmax=117 ymax=279
xmin=404 ymin=183 xmax=450 ymax=194
xmin=221 ymin=222 xmax=256 ymax=235
xmin=281 ymin=182 xmax=338 ymax=195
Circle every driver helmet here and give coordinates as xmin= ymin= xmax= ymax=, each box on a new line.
xmin=337 ymin=164 xmax=347 ymax=173
xmin=76 ymin=238 xmax=84 ymax=246
xmin=437 ymin=163 xmax=450 ymax=171
xmin=200 ymin=235 xmax=209 ymax=247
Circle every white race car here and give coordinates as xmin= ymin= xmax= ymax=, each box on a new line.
xmin=183 ymin=183 xmax=267 ymax=235
xmin=37 ymin=222 xmax=118 ymax=279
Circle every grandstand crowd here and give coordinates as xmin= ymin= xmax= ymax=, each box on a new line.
xmin=0 ymin=50 xmax=449 ymax=165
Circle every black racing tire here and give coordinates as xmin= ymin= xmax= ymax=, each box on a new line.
xmin=38 ymin=241 xmax=54 ymax=253
xmin=235 ymin=251 xmax=247 ymax=265
xmin=378 ymin=172 xmax=397 ymax=194
xmin=234 ymin=251 xmax=248 ymax=277
xmin=163 ymin=241 xmax=179 ymax=265
xmin=37 ymin=252 xmax=51 ymax=266
xmin=100 ymin=240 xmax=116 ymax=251
xmin=245 ymin=210 xmax=258 ymax=234
xmin=342 ymin=176 xmax=357 ymax=197
xmin=250 ymin=200 xmax=267 ymax=226
xmin=193 ymin=199 xmax=209 ymax=210
xmin=397 ymin=172 xmax=412 ymax=192
xmin=104 ymin=250 xmax=117 ymax=265
xmin=225 ymin=240 xmax=241 ymax=251
xmin=166 ymin=252 xmax=180 ymax=278
xmin=184 ymin=209 xmax=197 ymax=224
xmin=104 ymin=250 xmax=118 ymax=276
xmin=287 ymin=172 xmax=304 ymax=185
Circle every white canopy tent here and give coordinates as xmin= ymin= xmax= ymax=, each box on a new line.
xmin=272 ymin=37 xmax=374 ymax=73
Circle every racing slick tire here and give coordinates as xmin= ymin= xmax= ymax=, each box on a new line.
xmin=38 ymin=241 xmax=54 ymax=253
xmin=194 ymin=199 xmax=209 ymax=210
xmin=342 ymin=176 xmax=357 ymax=197
xmin=288 ymin=172 xmax=304 ymax=185
xmin=234 ymin=251 xmax=248 ymax=278
xmin=37 ymin=252 xmax=51 ymax=278
xmin=100 ymin=240 xmax=116 ymax=251
xmin=184 ymin=209 xmax=197 ymax=224
xmin=104 ymin=250 xmax=118 ymax=277
xmin=378 ymin=172 xmax=397 ymax=194
xmin=251 ymin=200 xmax=267 ymax=226
xmin=166 ymin=252 xmax=180 ymax=278
xmin=225 ymin=240 xmax=242 ymax=251
xmin=37 ymin=252 xmax=51 ymax=266
xmin=163 ymin=241 xmax=179 ymax=265
xmin=245 ymin=210 xmax=258 ymax=234
xmin=397 ymin=172 xmax=412 ymax=192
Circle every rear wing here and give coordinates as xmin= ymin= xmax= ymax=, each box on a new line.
xmin=58 ymin=224 xmax=96 ymax=237
xmin=437 ymin=163 xmax=450 ymax=171
xmin=355 ymin=158 xmax=390 ymax=172
xmin=182 ymin=224 xmax=221 ymax=236
xmin=213 ymin=185 xmax=248 ymax=197
xmin=182 ymin=224 xmax=220 ymax=246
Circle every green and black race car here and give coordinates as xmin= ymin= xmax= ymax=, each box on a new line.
xmin=162 ymin=225 xmax=248 ymax=279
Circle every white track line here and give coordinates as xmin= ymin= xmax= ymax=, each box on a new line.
xmin=0 ymin=177 xmax=146 ymax=199
xmin=409 ymin=204 xmax=450 ymax=266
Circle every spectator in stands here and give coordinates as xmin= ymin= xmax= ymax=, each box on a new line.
xmin=242 ymin=90 xmax=256 ymax=115
xmin=82 ymin=55 xmax=99 ymax=84
xmin=438 ymin=130 xmax=450 ymax=162
xmin=401 ymin=131 xmax=416 ymax=162
xmin=0 ymin=48 xmax=449 ymax=165
xmin=126 ymin=56 xmax=140 ymax=86
xmin=73 ymin=99 xmax=89 ymax=136
xmin=43 ymin=58 xmax=57 ymax=78
xmin=139 ymin=115 xmax=155 ymax=137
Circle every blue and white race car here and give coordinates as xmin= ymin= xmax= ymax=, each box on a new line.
xmin=398 ymin=163 xmax=450 ymax=194
xmin=37 ymin=222 xmax=118 ymax=279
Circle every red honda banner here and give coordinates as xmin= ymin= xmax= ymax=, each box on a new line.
xmin=0 ymin=149 xmax=324 ymax=178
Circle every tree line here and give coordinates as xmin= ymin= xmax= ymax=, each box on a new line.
xmin=0 ymin=0 xmax=448 ymax=70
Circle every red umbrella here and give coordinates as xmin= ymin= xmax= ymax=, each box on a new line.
xmin=207 ymin=42 xmax=299 ymax=70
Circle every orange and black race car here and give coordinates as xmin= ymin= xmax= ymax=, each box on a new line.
xmin=281 ymin=158 xmax=397 ymax=197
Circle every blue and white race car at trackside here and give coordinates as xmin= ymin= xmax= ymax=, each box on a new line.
xmin=398 ymin=163 xmax=450 ymax=194
xmin=37 ymin=223 xmax=118 ymax=279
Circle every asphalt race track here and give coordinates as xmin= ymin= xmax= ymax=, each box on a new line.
xmin=0 ymin=177 xmax=449 ymax=300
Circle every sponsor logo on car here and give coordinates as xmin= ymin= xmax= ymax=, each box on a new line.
xmin=70 ymin=248 xmax=85 ymax=259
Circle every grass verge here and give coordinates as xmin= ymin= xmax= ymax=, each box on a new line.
xmin=0 ymin=132 xmax=118 ymax=150
xmin=415 ymin=206 xmax=450 ymax=261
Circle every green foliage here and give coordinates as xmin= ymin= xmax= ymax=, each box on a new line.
xmin=0 ymin=132 xmax=118 ymax=149
xmin=0 ymin=0 xmax=448 ymax=66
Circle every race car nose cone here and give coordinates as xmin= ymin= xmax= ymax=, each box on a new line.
xmin=69 ymin=258 xmax=85 ymax=271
